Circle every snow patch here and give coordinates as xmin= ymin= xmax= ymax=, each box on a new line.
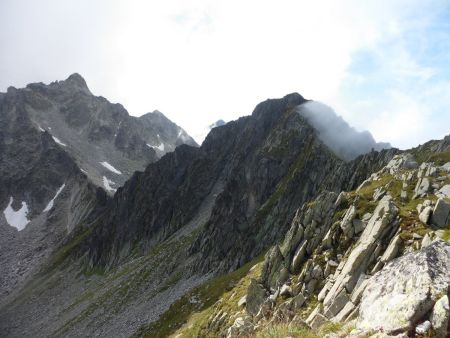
xmin=80 ymin=168 xmax=88 ymax=174
xmin=103 ymin=176 xmax=116 ymax=193
xmin=52 ymin=136 xmax=67 ymax=147
xmin=147 ymin=143 xmax=165 ymax=152
xmin=3 ymin=197 xmax=30 ymax=231
xmin=43 ymin=184 xmax=66 ymax=212
xmin=37 ymin=124 xmax=45 ymax=132
xmin=100 ymin=161 xmax=122 ymax=175
xmin=177 ymin=128 xmax=190 ymax=142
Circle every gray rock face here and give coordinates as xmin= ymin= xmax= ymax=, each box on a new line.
xmin=385 ymin=153 xmax=418 ymax=175
xmin=358 ymin=241 xmax=450 ymax=334
xmin=431 ymin=198 xmax=450 ymax=228
xmin=0 ymin=92 xmax=401 ymax=337
xmin=246 ymin=279 xmax=267 ymax=316
xmin=419 ymin=206 xmax=433 ymax=224
xmin=430 ymin=294 xmax=450 ymax=338
xmin=1 ymin=74 xmax=197 ymax=192
xmin=414 ymin=177 xmax=430 ymax=199
xmin=323 ymin=196 xmax=399 ymax=312
xmin=0 ymin=96 xmax=102 ymax=301
xmin=436 ymin=185 xmax=450 ymax=199
xmin=340 ymin=205 xmax=357 ymax=237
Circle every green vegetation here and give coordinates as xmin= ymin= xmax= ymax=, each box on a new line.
xmin=411 ymin=146 xmax=450 ymax=165
xmin=252 ymin=320 xmax=353 ymax=338
xmin=43 ymin=225 xmax=92 ymax=274
xmin=428 ymin=150 xmax=450 ymax=165
xmin=135 ymin=257 xmax=264 ymax=338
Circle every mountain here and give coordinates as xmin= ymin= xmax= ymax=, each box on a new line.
xmin=2 ymin=73 xmax=197 ymax=192
xmin=0 ymin=74 xmax=196 ymax=314
xmin=193 ymin=119 xmax=227 ymax=145
xmin=0 ymin=87 xmax=448 ymax=338
xmin=168 ymin=143 xmax=450 ymax=338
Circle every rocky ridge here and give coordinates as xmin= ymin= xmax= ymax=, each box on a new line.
xmin=1 ymin=86 xmax=446 ymax=338
xmin=169 ymin=149 xmax=450 ymax=337
xmin=0 ymin=92 xmax=397 ymax=337
xmin=0 ymin=73 xmax=197 ymax=333
xmin=1 ymin=73 xmax=197 ymax=192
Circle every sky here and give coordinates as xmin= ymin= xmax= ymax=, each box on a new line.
xmin=1 ymin=0 xmax=449 ymax=149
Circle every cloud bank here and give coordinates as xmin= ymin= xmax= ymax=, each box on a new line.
xmin=297 ymin=101 xmax=391 ymax=161
xmin=0 ymin=0 xmax=449 ymax=147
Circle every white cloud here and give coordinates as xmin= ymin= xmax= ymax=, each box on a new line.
xmin=0 ymin=0 xmax=448 ymax=147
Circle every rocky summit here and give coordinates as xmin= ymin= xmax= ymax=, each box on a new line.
xmin=0 ymin=78 xmax=449 ymax=338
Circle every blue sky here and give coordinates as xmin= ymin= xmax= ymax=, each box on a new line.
xmin=336 ymin=3 xmax=450 ymax=148
xmin=0 ymin=0 xmax=449 ymax=149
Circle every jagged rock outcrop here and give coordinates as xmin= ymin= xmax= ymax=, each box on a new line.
xmin=322 ymin=196 xmax=399 ymax=318
xmin=0 ymin=94 xmax=104 ymax=301
xmin=431 ymin=294 xmax=450 ymax=338
xmin=3 ymin=81 xmax=448 ymax=338
xmin=88 ymin=92 xmax=395 ymax=269
xmin=1 ymin=74 xmax=197 ymax=192
xmin=215 ymin=147 xmax=450 ymax=338
xmin=432 ymin=198 xmax=450 ymax=228
xmin=358 ymin=241 xmax=450 ymax=335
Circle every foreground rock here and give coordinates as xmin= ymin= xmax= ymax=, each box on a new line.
xmin=432 ymin=198 xmax=450 ymax=228
xmin=358 ymin=241 xmax=450 ymax=335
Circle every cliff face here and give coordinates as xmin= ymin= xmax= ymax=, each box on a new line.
xmin=169 ymin=149 xmax=450 ymax=338
xmin=0 ymin=87 xmax=103 ymax=301
xmin=82 ymin=92 xmax=399 ymax=281
xmin=1 ymin=74 xmax=197 ymax=192
xmin=0 ymin=89 xmax=409 ymax=338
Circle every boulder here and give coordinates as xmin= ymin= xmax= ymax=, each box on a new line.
xmin=421 ymin=233 xmax=433 ymax=248
xmin=261 ymin=245 xmax=285 ymax=290
xmin=291 ymin=293 xmax=306 ymax=309
xmin=310 ymin=313 xmax=329 ymax=329
xmin=400 ymin=190 xmax=408 ymax=202
xmin=415 ymin=320 xmax=431 ymax=335
xmin=442 ymin=162 xmax=450 ymax=172
xmin=291 ymin=240 xmax=308 ymax=273
xmin=246 ymin=279 xmax=267 ymax=316
xmin=430 ymin=294 xmax=450 ymax=338
xmin=226 ymin=316 xmax=254 ymax=338
xmin=353 ymin=219 xmax=365 ymax=235
xmin=340 ymin=206 xmax=356 ymax=237
xmin=334 ymin=301 xmax=356 ymax=322
xmin=323 ymin=196 xmax=398 ymax=310
xmin=280 ymin=211 xmax=304 ymax=257
xmin=414 ymin=177 xmax=430 ymax=199
xmin=324 ymin=288 xmax=350 ymax=318
xmin=238 ymin=295 xmax=247 ymax=308
xmin=373 ymin=187 xmax=386 ymax=201
xmin=436 ymin=185 xmax=450 ymax=199
xmin=380 ymin=234 xmax=402 ymax=264
xmin=311 ymin=265 xmax=323 ymax=279
xmin=385 ymin=154 xmax=418 ymax=175
xmin=358 ymin=241 xmax=450 ymax=334
xmin=431 ymin=198 xmax=450 ymax=228
xmin=419 ymin=206 xmax=433 ymax=224
xmin=280 ymin=284 xmax=292 ymax=297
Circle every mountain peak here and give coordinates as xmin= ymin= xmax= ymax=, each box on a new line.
xmin=64 ymin=73 xmax=91 ymax=93
xmin=283 ymin=92 xmax=306 ymax=105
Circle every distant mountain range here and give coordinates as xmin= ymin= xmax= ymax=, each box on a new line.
xmin=0 ymin=78 xmax=449 ymax=338
xmin=0 ymin=73 xmax=196 ymax=310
